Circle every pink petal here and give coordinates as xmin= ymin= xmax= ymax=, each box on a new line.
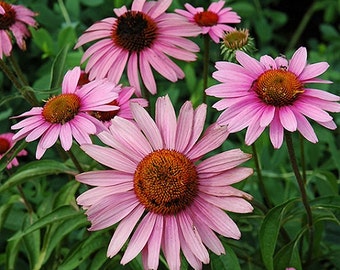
xmin=193 ymin=218 xmax=225 ymax=255
xmin=199 ymin=167 xmax=254 ymax=186
xmin=288 ymin=47 xmax=307 ymax=76
xmin=199 ymin=193 xmax=253 ymax=213
xmin=76 ymin=170 xmax=133 ymax=186
xmin=197 ymin=149 xmax=252 ymax=174
xmin=191 ymin=198 xmax=241 ymax=239
xmin=175 ymin=101 xmax=194 ymax=152
xmin=155 ymin=95 xmax=177 ymax=149
xmin=235 ymin=50 xmax=265 ymax=77
xmin=187 ymin=124 xmax=229 ymax=161
xmin=184 ymin=103 xmax=207 ymax=154
xmin=62 ymin=67 xmax=80 ymax=94
xmin=178 ymin=226 xmax=203 ymax=269
xmin=60 ymin=122 xmax=73 ymax=151
xmin=269 ymin=111 xmax=284 ymax=149
xmin=145 ymin=215 xmax=164 ymax=270
xmin=162 ymin=215 xmax=181 ymax=270
xmin=107 ymin=204 xmax=145 ymax=258
xmin=130 ymin=102 xmax=163 ymax=150
xmin=177 ymin=212 xmax=209 ymax=263
xmin=279 ymin=106 xmax=297 ymax=132
xmin=299 ymin=62 xmax=329 ymax=81
xmin=121 ymin=212 xmax=157 ymax=265
xmin=80 ymin=144 xmax=136 ymax=173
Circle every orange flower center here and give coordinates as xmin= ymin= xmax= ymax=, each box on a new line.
xmin=0 ymin=2 xmax=16 ymax=30
xmin=42 ymin=94 xmax=81 ymax=124
xmin=0 ymin=137 xmax=10 ymax=154
xmin=112 ymin=11 xmax=158 ymax=52
xmin=90 ymin=100 xmax=119 ymax=122
xmin=253 ymin=69 xmax=304 ymax=107
xmin=134 ymin=149 xmax=198 ymax=215
xmin=194 ymin=11 xmax=218 ymax=26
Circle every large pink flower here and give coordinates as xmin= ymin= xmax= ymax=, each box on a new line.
xmin=175 ymin=0 xmax=240 ymax=43
xmin=11 ymin=67 xmax=119 ymax=159
xmin=76 ymin=95 xmax=253 ymax=270
xmin=206 ymin=46 xmax=340 ymax=148
xmin=0 ymin=132 xmax=27 ymax=169
xmin=0 ymin=1 xmax=37 ymax=59
xmin=74 ymin=0 xmax=201 ymax=96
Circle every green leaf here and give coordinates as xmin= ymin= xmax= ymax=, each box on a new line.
xmin=259 ymin=198 xmax=299 ymax=270
xmin=9 ymin=205 xmax=82 ymax=241
xmin=5 ymin=232 xmax=22 ymax=270
xmin=49 ymin=44 xmax=71 ymax=90
xmin=30 ymin=27 xmax=55 ymax=57
xmin=80 ymin=0 xmax=104 ymax=7
xmin=0 ymin=160 xmax=77 ymax=193
xmin=22 ymin=213 xmax=41 ymax=270
xmin=58 ymin=26 xmax=77 ymax=49
xmin=211 ymin=244 xmax=241 ymax=270
xmin=42 ymin=214 xmax=89 ymax=265
xmin=53 ymin=180 xmax=80 ymax=208
xmin=310 ymin=195 xmax=340 ymax=211
xmin=58 ymin=231 xmax=109 ymax=270
xmin=274 ymin=240 xmax=302 ymax=270
xmin=0 ymin=194 xmax=21 ymax=230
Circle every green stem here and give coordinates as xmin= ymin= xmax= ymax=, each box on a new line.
xmin=285 ymin=131 xmax=314 ymax=265
xmin=8 ymin=54 xmax=29 ymax=85
xmin=58 ymin=0 xmax=72 ymax=25
xmin=202 ymin=34 xmax=210 ymax=104
xmin=299 ymin=134 xmax=307 ymax=183
xmin=67 ymin=149 xmax=84 ymax=173
xmin=17 ymin=184 xmax=34 ymax=214
xmin=0 ymin=58 xmax=23 ymax=90
xmin=251 ymin=143 xmax=272 ymax=208
xmin=0 ymin=58 xmax=39 ymax=106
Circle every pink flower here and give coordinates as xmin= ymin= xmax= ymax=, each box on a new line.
xmin=89 ymin=86 xmax=148 ymax=128
xmin=206 ymin=46 xmax=340 ymax=148
xmin=0 ymin=132 xmax=27 ymax=169
xmin=11 ymin=66 xmax=120 ymax=159
xmin=175 ymin=1 xmax=240 ymax=43
xmin=0 ymin=1 xmax=38 ymax=59
xmin=76 ymin=95 xmax=253 ymax=270
xmin=74 ymin=0 xmax=201 ymax=96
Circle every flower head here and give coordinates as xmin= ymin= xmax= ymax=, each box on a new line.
xmin=0 ymin=132 xmax=27 ymax=169
xmin=175 ymin=1 xmax=240 ymax=43
xmin=0 ymin=1 xmax=38 ymax=59
xmin=90 ymin=86 xmax=148 ymax=128
xmin=206 ymin=46 xmax=340 ymax=148
xmin=76 ymin=95 xmax=253 ymax=270
xmin=11 ymin=66 xmax=120 ymax=159
xmin=74 ymin=0 xmax=201 ymax=96
xmin=221 ymin=28 xmax=256 ymax=62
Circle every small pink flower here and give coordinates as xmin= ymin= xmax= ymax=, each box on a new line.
xmin=74 ymin=0 xmax=201 ymax=96
xmin=0 ymin=132 xmax=27 ymax=169
xmin=76 ymin=95 xmax=253 ymax=270
xmin=0 ymin=1 xmax=38 ymax=59
xmin=206 ymin=46 xmax=340 ymax=148
xmin=89 ymin=86 xmax=148 ymax=128
xmin=11 ymin=66 xmax=119 ymax=159
xmin=175 ymin=0 xmax=240 ymax=43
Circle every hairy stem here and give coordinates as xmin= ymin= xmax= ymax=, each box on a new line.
xmin=252 ymin=143 xmax=272 ymax=208
xmin=285 ymin=131 xmax=314 ymax=265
